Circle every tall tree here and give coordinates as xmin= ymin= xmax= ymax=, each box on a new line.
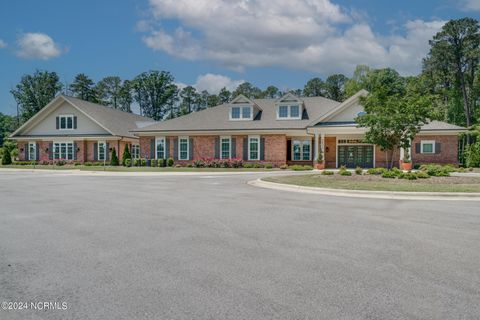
xmin=117 ymin=80 xmax=133 ymax=113
xmin=96 ymin=76 xmax=132 ymax=112
xmin=218 ymin=87 xmax=231 ymax=103
xmin=325 ymin=74 xmax=348 ymax=101
xmin=232 ymin=82 xmax=262 ymax=99
xmin=0 ymin=113 xmax=16 ymax=147
xmin=69 ymin=73 xmax=98 ymax=102
xmin=262 ymin=86 xmax=281 ymax=98
xmin=303 ymin=77 xmax=326 ymax=97
xmin=11 ymin=70 xmax=63 ymax=123
xmin=424 ymin=18 xmax=480 ymax=128
xmin=344 ymin=65 xmax=371 ymax=98
xmin=132 ymin=71 xmax=178 ymax=120
xmin=179 ymin=86 xmax=200 ymax=114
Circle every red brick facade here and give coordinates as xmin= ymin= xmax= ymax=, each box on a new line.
xmin=411 ymin=135 xmax=459 ymax=165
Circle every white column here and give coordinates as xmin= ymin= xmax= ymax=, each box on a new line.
xmin=314 ymin=129 xmax=319 ymax=162
xmin=321 ymin=133 xmax=325 ymax=157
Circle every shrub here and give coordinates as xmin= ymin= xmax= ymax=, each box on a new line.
xmin=419 ymin=164 xmax=451 ymax=177
xmin=56 ymin=160 xmax=66 ymax=166
xmin=289 ymin=165 xmax=314 ymax=171
xmin=413 ymin=164 xmax=421 ymax=170
xmin=1 ymin=146 xmax=12 ymax=165
xmin=175 ymin=164 xmax=182 ymax=168
xmin=367 ymin=167 xmax=387 ymax=175
xmin=186 ymin=163 xmax=193 ymax=167
xmin=321 ymin=170 xmax=334 ymax=175
xmin=141 ymin=158 xmax=147 ymax=167
xmin=302 ymin=165 xmax=313 ymax=170
xmin=231 ymin=159 xmax=243 ymax=168
xmin=279 ymin=164 xmax=288 ymax=170
xmin=122 ymin=145 xmax=131 ymax=166
xmin=110 ymin=148 xmax=119 ymax=166
xmin=134 ymin=159 xmax=141 ymax=167
xmin=465 ymin=141 xmax=480 ymax=167
xmin=253 ymin=163 xmax=264 ymax=168
xmin=158 ymin=159 xmax=165 ymax=167
xmin=124 ymin=159 xmax=132 ymax=167
xmin=193 ymin=159 xmax=205 ymax=168
xmin=355 ymin=167 xmax=363 ymax=175
xmin=12 ymin=161 xmax=37 ymax=166
xmin=150 ymin=159 xmax=157 ymax=167
xmin=243 ymin=163 xmax=253 ymax=168
xmin=264 ymin=163 xmax=273 ymax=169
xmin=381 ymin=170 xmax=397 ymax=178
xmin=415 ymin=171 xmax=430 ymax=179
xmin=339 ymin=170 xmax=352 ymax=176
xmin=167 ymin=158 xmax=174 ymax=167
xmin=399 ymin=172 xmax=417 ymax=180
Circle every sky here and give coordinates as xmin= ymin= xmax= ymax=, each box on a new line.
xmin=0 ymin=0 xmax=479 ymax=115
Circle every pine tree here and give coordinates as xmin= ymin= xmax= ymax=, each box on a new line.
xmin=110 ymin=147 xmax=119 ymax=166
xmin=122 ymin=145 xmax=131 ymax=166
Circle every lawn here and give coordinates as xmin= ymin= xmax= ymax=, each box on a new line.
xmin=263 ymin=174 xmax=480 ymax=193
xmin=0 ymin=164 xmax=281 ymax=172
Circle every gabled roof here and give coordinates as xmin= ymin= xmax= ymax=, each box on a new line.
xmin=276 ymin=92 xmax=303 ymax=104
xmin=11 ymin=95 xmax=154 ymax=139
xmin=133 ymin=95 xmax=340 ymax=133
xmin=420 ymin=120 xmax=467 ymax=131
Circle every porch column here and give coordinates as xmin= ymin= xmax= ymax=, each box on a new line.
xmin=321 ymin=133 xmax=325 ymax=157
xmin=314 ymin=129 xmax=319 ymax=162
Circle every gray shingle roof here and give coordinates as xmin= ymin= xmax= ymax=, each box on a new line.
xmin=420 ymin=120 xmax=467 ymax=131
xmin=63 ymin=96 xmax=154 ymax=138
xmin=133 ymin=96 xmax=340 ymax=132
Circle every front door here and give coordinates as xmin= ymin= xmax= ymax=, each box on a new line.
xmin=338 ymin=145 xmax=374 ymax=168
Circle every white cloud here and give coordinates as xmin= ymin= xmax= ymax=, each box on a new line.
xmin=16 ymin=32 xmax=62 ymax=60
xmin=177 ymin=74 xmax=244 ymax=94
xmin=141 ymin=0 xmax=445 ymax=75
xmin=462 ymin=0 xmax=480 ymax=11
xmin=0 ymin=39 xmax=6 ymax=48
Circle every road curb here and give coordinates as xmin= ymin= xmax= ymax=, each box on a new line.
xmin=248 ymin=178 xmax=480 ymax=201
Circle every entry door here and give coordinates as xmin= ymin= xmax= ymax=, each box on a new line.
xmin=338 ymin=145 xmax=374 ymax=168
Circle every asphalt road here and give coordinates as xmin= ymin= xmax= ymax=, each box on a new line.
xmin=0 ymin=170 xmax=479 ymax=320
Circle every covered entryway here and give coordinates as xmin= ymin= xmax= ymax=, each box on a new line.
xmin=338 ymin=145 xmax=374 ymax=168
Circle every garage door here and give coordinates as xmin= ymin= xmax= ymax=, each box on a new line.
xmin=338 ymin=145 xmax=374 ymax=168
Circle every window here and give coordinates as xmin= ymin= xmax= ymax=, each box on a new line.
xmin=132 ymin=144 xmax=140 ymax=159
xmin=421 ymin=140 xmax=435 ymax=154
xmin=277 ymin=105 xmax=301 ymax=119
xmin=292 ymin=140 xmax=311 ymax=161
xmin=59 ymin=115 xmax=74 ymax=130
xmin=220 ymin=137 xmax=231 ymax=159
xmin=230 ymin=105 xmax=253 ymax=120
xmin=179 ymin=137 xmax=189 ymax=160
xmin=28 ymin=142 xmax=36 ymax=161
xmin=53 ymin=142 xmax=74 ymax=160
xmin=248 ymin=136 xmax=260 ymax=160
xmin=98 ymin=141 xmax=106 ymax=161
xmin=156 ymin=137 xmax=166 ymax=159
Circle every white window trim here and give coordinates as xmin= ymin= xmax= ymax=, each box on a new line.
xmin=421 ymin=140 xmax=436 ymax=154
xmin=131 ymin=144 xmax=140 ymax=159
xmin=220 ymin=136 xmax=231 ymax=159
xmin=98 ymin=141 xmax=107 ymax=161
xmin=229 ymin=105 xmax=253 ymax=121
xmin=53 ymin=141 xmax=75 ymax=160
xmin=28 ymin=142 xmax=36 ymax=161
xmin=178 ymin=136 xmax=189 ymax=160
xmin=59 ymin=114 xmax=75 ymax=130
xmin=291 ymin=139 xmax=312 ymax=161
xmin=276 ymin=104 xmax=301 ymax=120
xmin=248 ymin=135 xmax=260 ymax=161
xmin=155 ymin=137 xmax=166 ymax=159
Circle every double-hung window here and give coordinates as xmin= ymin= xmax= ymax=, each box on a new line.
xmin=156 ymin=137 xmax=166 ymax=159
xmin=28 ymin=142 xmax=36 ymax=161
xmin=277 ymin=105 xmax=301 ymax=119
xmin=292 ymin=140 xmax=311 ymax=160
xmin=248 ymin=136 xmax=260 ymax=160
xmin=98 ymin=141 xmax=106 ymax=161
xmin=179 ymin=137 xmax=189 ymax=160
xmin=132 ymin=144 xmax=140 ymax=159
xmin=220 ymin=137 xmax=231 ymax=159
xmin=421 ymin=140 xmax=435 ymax=154
xmin=230 ymin=106 xmax=253 ymax=120
xmin=59 ymin=115 xmax=74 ymax=130
xmin=53 ymin=142 xmax=74 ymax=160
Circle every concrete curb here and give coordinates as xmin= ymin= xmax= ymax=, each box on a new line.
xmin=248 ymin=178 xmax=480 ymax=201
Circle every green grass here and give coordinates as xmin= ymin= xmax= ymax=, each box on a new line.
xmin=0 ymin=164 xmax=280 ymax=172
xmin=263 ymin=174 xmax=480 ymax=193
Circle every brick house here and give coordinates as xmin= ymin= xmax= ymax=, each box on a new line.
xmin=10 ymin=95 xmax=154 ymax=163
xmin=132 ymin=90 xmax=466 ymax=168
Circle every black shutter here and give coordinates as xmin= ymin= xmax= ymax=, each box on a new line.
xmin=243 ymin=137 xmax=248 ymax=160
xmin=106 ymin=143 xmax=110 ymax=161
xmin=56 ymin=117 xmax=59 ymax=130
xmin=415 ymin=143 xmax=421 ymax=154
xmin=174 ymin=139 xmax=178 ymax=160
xmin=165 ymin=138 xmax=170 ymax=159
xmin=214 ymin=137 xmax=220 ymax=159
xmin=435 ymin=142 xmax=441 ymax=154
xmin=150 ymin=139 xmax=155 ymax=159
xmin=260 ymin=137 xmax=265 ymax=161
xmin=36 ymin=143 xmax=40 ymax=161
xmin=73 ymin=116 xmax=77 ymax=129
xmin=24 ymin=143 xmax=28 ymax=160
xmin=73 ymin=142 xmax=77 ymax=160
xmin=94 ymin=143 xmax=98 ymax=161
xmin=189 ymin=138 xmax=193 ymax=160
xmin=49 ymin=143 xmax=53 ymax=160
xmin=231 ymin=138 xmax=236 ymax=158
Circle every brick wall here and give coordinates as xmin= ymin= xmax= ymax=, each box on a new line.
xmin=375 ymin=146 xmax=400 ymax=168
xmin=192 ymin=136 xmax=215 ymax=159
xmin=263 ymin=135 xmax=287 ymax=165
xmin=411 ymin=135 xmax=459 ymax=165
xmin=324 ymin=137 xmax=337 ymax=168
xmin=139 ymin=136 xmax=154 ymax=159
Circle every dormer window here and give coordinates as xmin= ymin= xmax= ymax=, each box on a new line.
xmin=277 ymin=105 xmax=301 ymax=120
xmin=230 ymin=105 xmax=253 ymax=120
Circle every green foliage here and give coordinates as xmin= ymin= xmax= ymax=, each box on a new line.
xmin=279 ymin=164 xmax=288 ymax=170
xmin=11 ymin=70 xmax=63 ymax=124
xmin=325 ymin=74 xmax=348 ymax=101
xmin=419 ymin=164 xmax=453 ymax=177
xmin=150 ymin=159 xmax=157 ymax=167
xmin=232 ymin=82 xmax=262 ymax=99
xmin=355 ymin=167 xmax=363 ymax=175
xmin=465 ymin=141 xmax=480 ymax=167
xmin=367 ymin=167 xmax=387 ymax=175
xmin=158 ymin=159 xmax=165 ymax=167
xmin=415 ymin=172 xmax=430 ymax=179
xmin=167 ymin=157 xmax=174 ymax=167
xmin=264 ymin=163 xmax=274 ymax=169
xmin=124 ymin=159 xmax=132 ymax=167
xmin=110 ymin=148 xmax=119 ymax=166
xmin=1 ymin=140 xmax=15 ymax=165
xmin=339 ymin=169 xmax=352 ymax=176
xmin=69 ymin=73 xmax=99 ymax=102
xmin=289 ymin=165 xmax=314 ymax=171
xmin=0 ymin=113 xmax=17 ymax=147
xmin=303 ymin=78 xmax=326 ymax=97
xmin=398 ymin=172 xmax=418 ymax=180
xmin=96 ymin=76 xmax=133 ymax=112
xmin=321 ymin=170 xmax=334 ymax=175
xmin=122 ymin=145 xmax=131 ymax=166
xmin=381 ymin=170 xmax=397 ymax=178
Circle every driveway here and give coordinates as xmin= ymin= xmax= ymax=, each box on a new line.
xmin=0 ymin=171 xmax=479 ymax=319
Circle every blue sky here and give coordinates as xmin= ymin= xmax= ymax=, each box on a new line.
xmin=0 ymin=0 xmax=479 ymax=115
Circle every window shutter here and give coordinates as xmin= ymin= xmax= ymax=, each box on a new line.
xmin=94 ymin=143 xmax=98 ymax=161
xmin=415 ymin=143 xmax=421 ymax=154
xmin=174 ymin=139 xmax=178 ymax=160
xmin=73 ymin=116 xmax=77 ymax=129
xmin=214 ymin=137 xmax=220 ymax=159
xmin=165 ymin=138 xmax=170 ymax=159
xmin=49 ymin=143 xmax=53 ymax=160
xmin=260 ymin=137 xmax=265 ymax=161
xmin=56 ymin=117 xmax=59 ymax=130
xmin=36 ymin=143 xmax=40 ymax=161
xmin=435 ymin=142 xmax=441 ymax=154
xmin=150 ymin=139 xmax=155 ymax=159
xmin=106 ymin=143 xmax=110 ymax=161
xmin=243 ymin=137 xmax=248 ymax=160
xmin=24 ymin=144 xmax=28 ymax=160
xmin=189 ymin=138 xmax=193 ymax=160
xmin=73 ymin=142 xmax=77 ymax=160
xmin=231 ymin=138 xmax=236 ymax=158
